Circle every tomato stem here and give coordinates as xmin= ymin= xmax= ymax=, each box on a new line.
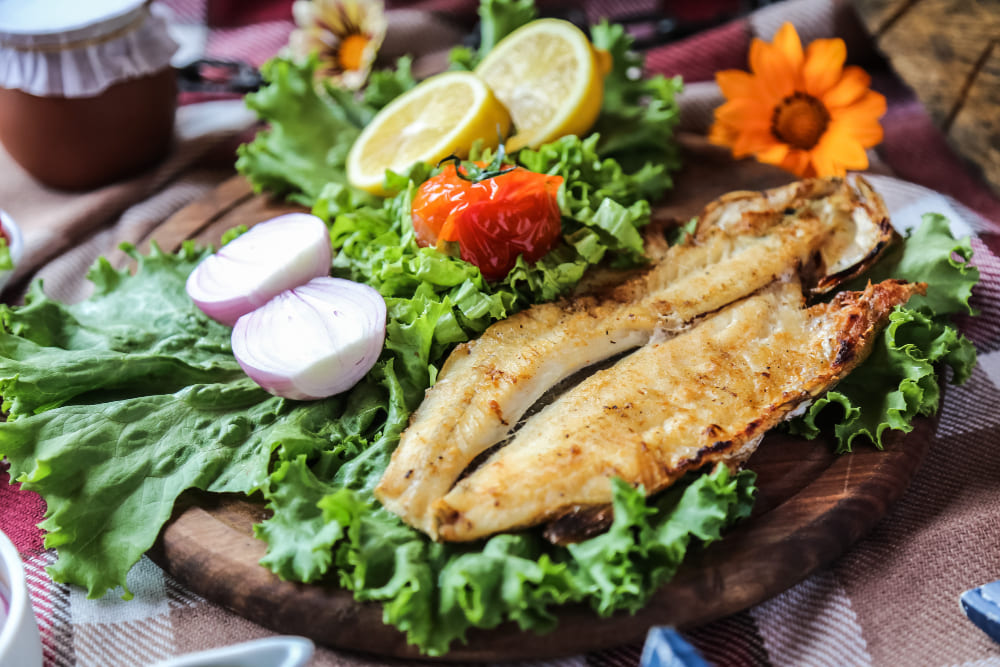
xmin=437 ymin=142 xmax=515 ymax=183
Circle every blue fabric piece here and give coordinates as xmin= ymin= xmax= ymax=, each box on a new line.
xmin=640 ymin=627 xmax=709 ymax=667
xmin=960 ymin=581 xmax=1000 ymax=645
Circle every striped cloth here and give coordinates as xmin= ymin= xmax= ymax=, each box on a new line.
xmin=2 ymin=0 xmax=1000 ymax=665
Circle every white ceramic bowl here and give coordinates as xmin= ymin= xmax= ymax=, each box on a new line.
xmin=0 ymin=210 xmax=23 ymax=292
xmin=151 ymin=636 xmax=315 ymax=667
xmin=0 ymin=529 xmax=42 ymax=667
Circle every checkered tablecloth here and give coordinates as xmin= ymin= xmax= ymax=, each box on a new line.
xmin=2 ymin=0 xmax=1000 ymax=665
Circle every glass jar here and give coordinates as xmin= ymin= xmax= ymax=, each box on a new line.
xmin=0 ymin=0 xmax=179 ymax=190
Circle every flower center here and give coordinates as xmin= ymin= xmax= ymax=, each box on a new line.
xmin=338 ymin=33 xmax=370 ymax=72
xmin=771 ymin=92 xmax=830 ymax=150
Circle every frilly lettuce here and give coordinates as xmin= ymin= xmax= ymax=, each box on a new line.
xmin=787 ymin=213 xmax=979 ymax=451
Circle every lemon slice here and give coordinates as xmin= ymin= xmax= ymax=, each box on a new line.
xmin=475 ymin=19 xmax=610 ymax=152
xmin=346 ymin=71 xmax=511 ymax=196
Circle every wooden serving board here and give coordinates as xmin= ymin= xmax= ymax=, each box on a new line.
xmin=144 ymin=136 xmax=935 ymax=661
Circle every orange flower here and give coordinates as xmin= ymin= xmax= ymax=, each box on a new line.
xmin=709 ymin=23 xmax=886 ymax=178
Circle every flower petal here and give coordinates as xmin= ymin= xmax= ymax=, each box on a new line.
xmin=782 ymin=149 xmax=815 ymax=178
xmin=830 ymin=92 xmax=886 ymax=149
xmin=756 ymin=142 xmax=791 ymax=166
xmin=803 ymin=38 xmax=847 ymax=97
xmin=835 ymin=89 xmax=887 ymax=124
xmin=772 ymin=23 xmax=804 ymax=71
xmin=809 ymin=146 xmax=845 ymax=178
xmin=820 ymin=65 xmax=871 ymax=109
xmin=829 ymin=113 xmax=884 ymax=147
xmin=292 ymin=0 xmax=317 ymax=27
xmin=715 ymin=97 xmax=773 ymax=129
xmin=732 ymin=127 xmax=779 ymax=158
xmin=716 ymin=69 xmax=758 ymax=100
xmin=750 ymin=38 xmax=797 ymax=100
xmin=813 ymin=126 xmax=868 ymax=175
xmin=708 ymin=120 xmax=741 ymax=148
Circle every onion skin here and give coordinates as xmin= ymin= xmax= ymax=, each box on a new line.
xmin=231 ymin=277 xmax=387 ymax=400
xmin=186 ymin=213 xmax=332 ymax=326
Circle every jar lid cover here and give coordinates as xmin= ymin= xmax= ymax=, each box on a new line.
xmin=0 ymin=1 xmax=177 ymax=97
xmin=0 ymin=0 xmax=147 ymax=38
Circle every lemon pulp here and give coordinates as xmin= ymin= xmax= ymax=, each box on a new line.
xmin=346 ymin=71 xmax=511 ymax=196
xmin=475 ymin=19 xmax=609 ymax=152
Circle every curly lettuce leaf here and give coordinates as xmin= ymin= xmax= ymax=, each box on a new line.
xmin=859 ymin=212 xmax=978 ymax=316
xmin=0 ymin=237 xmax=12 ymax=272
xmin=282 ymin=464 xmax=755 ymax=655
xmin=589 ymin=21 xmax=683 ymax=180
xmin=236 ymin=57 xmax=364 ymax=205
xmin=0 ymin=244 xmax=239 ymax=418
xmin=0 ymin=246 xmax=367 ymax=597
xmin=448 ymin=0 xmax=537 ymax=70
xmin=788 ymin=212 xmax=979 ymax=452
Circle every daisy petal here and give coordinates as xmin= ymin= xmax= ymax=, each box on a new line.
xmin=782 ymin=150 xmax=815 ymax=178
xmin=821 ymin=66 xmax=871 ymax=109
xmin=803 ymin=38 xmax=847 ymax=97
xmin=715 ymin=98 xmax=773 ymax=129
xmin=716 ymin=69 xmax=758 ymax=100
xmin=837 ymin=90 xmax=888 ymax=123
xmin=709 ymin=120 xmax=741 ymax=148
xmin=750 ymin=38 xmax=797 ymax=99
xmin=810 ymin=147 xmax=845 ymax=178
xmin=815 ymin=126 xmax=868 ymax=174
xmin=772 ymin=23 xmax=804 ymax=71
xmin=733 ymin=127 xmax=779 ymax=158
xmin=292 ymin=0 xmax=317 ymax=26
xmin=756 ymin=142 xmax=791 ymax=165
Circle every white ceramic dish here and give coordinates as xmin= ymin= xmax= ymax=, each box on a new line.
xmin=151 ymin=636 xmax=315 ymax=667
xmin=0 ymin=529 xmax=42 ymax=667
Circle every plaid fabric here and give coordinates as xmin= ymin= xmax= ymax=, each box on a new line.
xmin=3 ymin=0 xmax=1000 ymax=665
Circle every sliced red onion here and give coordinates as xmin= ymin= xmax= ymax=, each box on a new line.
xmin=231 ymin=277 xmax=387 ymax=400
xmin=186 ymin=213 xmax=332 ymax=326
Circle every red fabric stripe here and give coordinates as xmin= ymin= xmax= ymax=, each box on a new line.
xmin=206 ymin=0 xmax=294 ymax=28
xmin=878 ymin=97 xmax=1000 ymax=225
xmin=643 ymin=18 xmax=751 ymax=81
xmin=0 ymin=461 xmax=47 ymax=556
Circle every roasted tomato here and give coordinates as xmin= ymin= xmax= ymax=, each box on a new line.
xmin=411 ymin=160 xmax=564 ymax=281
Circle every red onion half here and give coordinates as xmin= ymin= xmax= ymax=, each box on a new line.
xmin=231 ymin=277 xmax=387 ymax=400
xmin=186 ymin=213 xmax=332 ymax=326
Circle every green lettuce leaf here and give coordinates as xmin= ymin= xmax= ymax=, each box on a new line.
xmin=300 ymin=464 xmax=754 ymax=655
xmin=0 ymin=243 xmax=239 ymax=418
xmin=590 ymin=21 xmax=684 ymax=180
xmin=236 ymin=57 xmax=364 ymax=205
xmin=0 ymin=237 xmax=12 ymax=272
xmin=859 ymin=212 xmax=978 ymax=316
xmin=788 ymin=212 xmax=979 ymax=452
xmin=448 ymin=0 xmax=537 ymax=70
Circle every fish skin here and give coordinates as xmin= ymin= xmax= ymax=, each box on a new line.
xmin=433 ymin=278 xmax=925 ymax=541
xmin=375 ymin=178 xmax=895 ymax=537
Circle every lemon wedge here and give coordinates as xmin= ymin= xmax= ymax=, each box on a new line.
xmin=475 ymin=19 xmax=610 ymax=152
xmin=346 ymin=71 xmax=511 ymax=196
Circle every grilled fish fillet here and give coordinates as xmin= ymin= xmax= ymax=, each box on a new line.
xmin=375 ymin=178 xmax=894 ymax=536
xmin=433 ymin=278 xmax=924 ymax=541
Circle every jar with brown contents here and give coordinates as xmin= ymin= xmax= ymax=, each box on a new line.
xmin=0 ymin=0 xmax=179 ymax=190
